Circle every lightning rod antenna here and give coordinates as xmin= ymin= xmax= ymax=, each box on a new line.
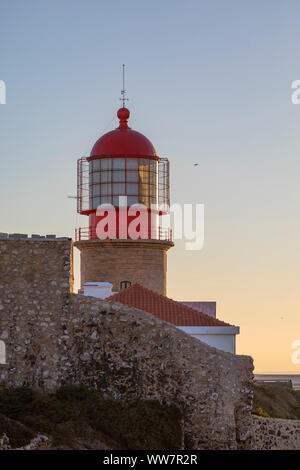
xmin=120 ymin=64 xmax=129 ymax=107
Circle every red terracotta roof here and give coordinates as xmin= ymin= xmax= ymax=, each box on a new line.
xmin=108 ymin=283 xmax=232 ymax=327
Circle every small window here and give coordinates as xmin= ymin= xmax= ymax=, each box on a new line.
xmin=120 ymin=281 xmax=131 ymax=290
xmin=0 ymin=340 xmax=6 ymax=365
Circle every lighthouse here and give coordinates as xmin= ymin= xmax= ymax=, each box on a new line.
xmin=75 ymin=102 xmax=174 ymax=295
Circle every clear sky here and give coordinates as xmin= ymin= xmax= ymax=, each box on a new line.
xmin=1 ymin=0 xmax=300 ymax=373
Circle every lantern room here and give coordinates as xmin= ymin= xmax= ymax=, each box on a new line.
xmin=76 ymin=107 xmax=171 ymax=241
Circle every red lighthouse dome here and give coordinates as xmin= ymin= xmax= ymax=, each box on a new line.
xmin=90 ymin=108 xmax=157 ymax=158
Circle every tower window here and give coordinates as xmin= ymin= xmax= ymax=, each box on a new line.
xmin=120 ymin=281 xmax=131 ymax=290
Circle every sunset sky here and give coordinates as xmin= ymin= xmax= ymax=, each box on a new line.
xmin=1 ymin=0 xmax=299 ymax=373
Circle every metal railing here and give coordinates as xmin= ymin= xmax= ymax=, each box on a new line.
xmin=75 ymin=226 xmax=172 ymax=242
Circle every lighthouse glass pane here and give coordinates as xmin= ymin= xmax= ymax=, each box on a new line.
xmin=101 ymin=158 xmax=112 ymax=170
xmin=101 ymin=195 xmax=112 ymax=205
xmin=101 ymin=171 xmax=111 ymax=183
xmin=113 ymin=170 xmax=125 ymax=182
xmin=93 ymin=159 xmax=101 ymax=170
xmin=127 ymin=171 xmax=139 ymax=182
xmin=126 ymin=158 xmax=138 ymax=169
xmin=139 ymin=161 xmax=149 ymax=182
xmin=142 ymin=170 xmax=149 ymax=184
xmin=93 ymin=197 xmax=101 ymax=209
xmin=137 ymin=158 xmax=152 ymax=208
xmin=127 ymin=196 xmax=139 ymax=206
xmin=88 ymin=157 xmax=159 ymax=210
xmin=149 ymin=172 xmax=156 ymax=184
xmin=127 ymin=183 xmax=138 ymax=195
xmin=93 ymin=185 xmax=100 ymax=197
xmin=140 ymin=159 xmax=149 ymax=169
xmin=149 ymin=186 xmax=156 ymax=202
xmin=100 ymin=183 xmax=112 ymax=195
xmin=113 ymin=183 xmax=125 ymax=195
xmin=93 ymin=171 xmax=101 ymax=183
xmin=150 ymin=160 xmax=156 ymax=171
xmin=113 ymin=158 xmax=125 ymax=169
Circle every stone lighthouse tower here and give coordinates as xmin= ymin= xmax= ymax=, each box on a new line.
xmin=75 ymin=104 xmax=173 ymax=295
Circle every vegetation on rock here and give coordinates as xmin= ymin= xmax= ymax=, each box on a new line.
xmin=251 ymin=407 xmax=270 ymax=418
xmin=0 ymin=385 xmax=182 ymax=450
xmin=253 ymin=384 xmax=300 ymax=420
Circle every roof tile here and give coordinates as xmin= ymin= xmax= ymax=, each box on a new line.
xmin=108 ymin=283 xmax=232 ymax=327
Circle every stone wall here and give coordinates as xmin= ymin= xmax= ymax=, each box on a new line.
xmin=0 ymin=235 xmax=73 ymax=388
xmin=68 ymin=295 xmax=255 ymax=449
xmin=0 ymin=235 xmax=255 ymax=449
xmin=75 ymin=238 xmax=173 ymax=295
xmin=252 ymin=416 xmax=300 ymax=450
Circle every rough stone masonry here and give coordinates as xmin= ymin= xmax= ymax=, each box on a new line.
xmin=0 ymin=234 xmax=255 ymax=449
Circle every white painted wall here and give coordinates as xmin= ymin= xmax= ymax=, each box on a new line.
xmin=190 ymin=334 xmax=235 ymax=354
xmin=178 ymin=326 xmax=239 ymax=354
xmin=82 ymin=282 xmax=114 ymax=299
